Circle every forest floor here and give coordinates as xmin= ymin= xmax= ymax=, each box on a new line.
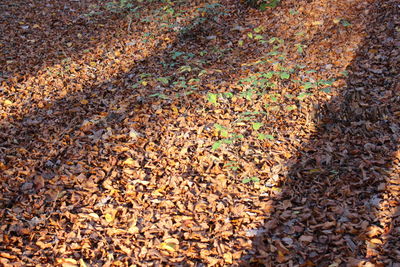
xmin=0 ymin=0 xmax=399 ymax=266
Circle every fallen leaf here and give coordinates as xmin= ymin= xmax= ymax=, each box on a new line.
xmin=299 ymin=235 xmax=313 ymax=243
xmin=3 ymin=100 xmax=13 ymax=106
xmin=160 ymin=238 xmax=179 ymax=253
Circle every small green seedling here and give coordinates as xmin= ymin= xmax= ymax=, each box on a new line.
xmin=242 ymin=176 xmax=260 ymax=184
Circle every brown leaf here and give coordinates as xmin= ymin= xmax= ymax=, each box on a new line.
xmin=299 ymin=235 xmax=313 ymax=243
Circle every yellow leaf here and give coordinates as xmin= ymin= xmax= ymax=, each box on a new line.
xmin=4 ymin=100 xmax=13 ymax=106
xmin=160 ymin=238 xmax=179 ymax=252
xmin=89 ymin=62 xmax=97 ymax=67
xmin=152 ymin=189 xmax=164 ymax=197
xmin=369 ymin=238 xmax=383 ymax=245
xmin=127 ymin=225 xmax=139 ymax=234
xmin=171 ymin=105 xmax=179 ymax=114
xmin=223 ymin=252 xmax=233 ymax=264
xmin=307 ymin=168 xmax=322 ymax=173
xmin=333 ymin=18 xmax=341 ymax=24
xmin=123 ymin=158 xmax=139 ymax=167
xmin=311 ymin=20 xmax=323 ymax=26
xmin=271 ymin=187 xmax=282 ymax=192
xmin=80 ymin=99 xmax=88 ymax=105
xmin=141 ymin=81 xmax=148 ymax=86
xmin=104 ymin=213 xmax=114 ymax=223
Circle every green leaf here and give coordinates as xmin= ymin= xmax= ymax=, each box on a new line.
xmin=198 ymin=69 xmax=208 ymax=76
xmin=262 ymin=72 xmax=274 ymax=79
xmin=280 ymin=72 xmax=290 ymax=79
xmin=252 ymin=122 xmax=263 ymax=131
xmin=265 ymin=134 xmax=275 ymax=140
xmin=157 ymin=77 xmax=170 ymax=85
xmin=317 ymin=79 xmax=335 ymax=86
xmin=212 ymin=141 xmax=222 ymax=150
xmin=188 ymin=78 xmax=200 ymax=84
xmin=341 ymin=20 xmax=351 ymax=27
xmin=223 ymin=92 xmax=234 ymax=98
xmin=285 ymin=94 xmax=295 ymax=99
xmin=220 ymin=129 xmax=229 ymax=138
xmin=258 ymin=133 xmax=274 ymax=140
xmin=149 ymin=93 xmax=169 ymax=99
xmin=234 ymin=134 xmax=244 ymax=139
xmin=171 ymin=51 xmax=185 ymax=59
xmin=268 ymin=37 xmax=277 ymax=44
xmin=286 ymin=105 xmax=297 ymax=111
xmin=295 ymin=44 xmax=304 ymax=53
xmin=297 ymin=92 xmax=311 ymax=100
xmin=242 ymin=178 xmax=251 ymax=184
xmin=267 ymin=51 xmax=280 ymax=56
xmin=178 ymin=65 xmax=192 ymax=73
xmin=254 ymin=34 xmax=264 ymax=40
xmin=254 ymin=26 xmax=264 ymax=33
xmin=321 ymin=87 xmax=332 ymax=93
xmin=259 ymin=0 xmax=280 ymax=9
xmin=241 ymin=90 xmax=254 ymax=101
xmin=214 ymin=123 xmax=224 ymax=131
xmin=222 ymin=138 xmax=233 ymax=144
xmin=242 ymin=177 xmax=260 ymax=184
xmin=207 ymin=93 xmax=218 ymax=105
xmin=301 ymin=82 xmax=315 ymax=90
xmin=258 ymin=133 xmax=266 ymax=140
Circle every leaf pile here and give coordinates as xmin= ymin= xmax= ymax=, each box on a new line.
xmin=0 ymin=0 xmax=399 ymax=266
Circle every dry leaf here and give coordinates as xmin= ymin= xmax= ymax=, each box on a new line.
xmin=299 ymin=235 xmax=313 ymax=243
xmin=160 ymin=238 xmax=179 ymax=253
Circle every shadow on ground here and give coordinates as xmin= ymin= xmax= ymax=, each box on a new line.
xmin=0 ymin=0 xmax=129 ymax=80
xmin=247 ymin=0 xmax=399 ymax=265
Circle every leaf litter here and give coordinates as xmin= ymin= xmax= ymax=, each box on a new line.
xmin=0 ymin=0 xmax=399 ymax=266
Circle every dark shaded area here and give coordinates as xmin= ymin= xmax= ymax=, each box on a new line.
xmin=248 ymin=0 xmax=399 ymax=265
xmin=0 ymin=0 xmax=128 ymax=81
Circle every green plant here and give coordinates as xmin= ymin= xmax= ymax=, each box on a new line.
xmin=105 ymin=0 xmax=140 ymax=13
xmin=245 ymin=0 xmax=280 ymax=10
xmin=207 ymin=93 xmax=218 ymax=106
xmin=224 ymin=161 xmax=240 ymax=171
xmin=242 ymin=176 xmax=260 ymax=184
